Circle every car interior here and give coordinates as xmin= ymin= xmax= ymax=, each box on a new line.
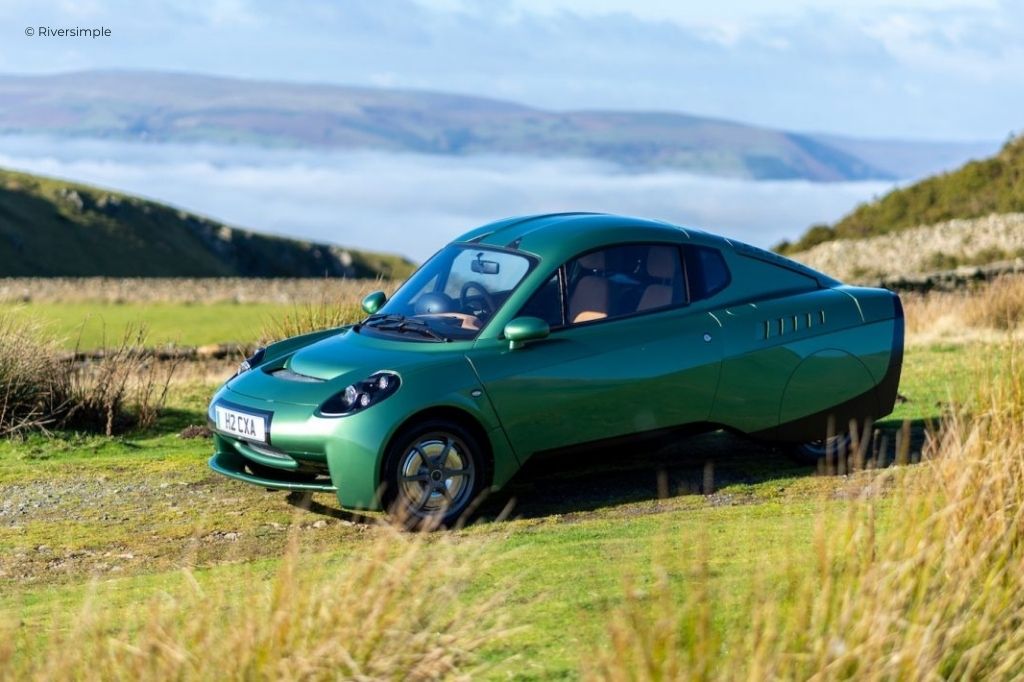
xmin=520 ymin=244 xmax=688 ymax=327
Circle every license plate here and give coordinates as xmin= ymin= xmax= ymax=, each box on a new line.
xmin=214 ymin=405 xmax=267 ymax=442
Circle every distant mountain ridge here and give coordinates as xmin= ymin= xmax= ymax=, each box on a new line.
xmin=0 ymin=70 xmax=996 ymax=182
xmin=780 ymin=135 xmax=1024 ymax=254
xmin=0 ymin=167 xmax=415 ymax=278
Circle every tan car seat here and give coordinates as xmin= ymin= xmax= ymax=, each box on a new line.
xmin=569 ymin=251 xmax=610 ymax=323
xmin=637 ymin=246 xmax=677 ymax=311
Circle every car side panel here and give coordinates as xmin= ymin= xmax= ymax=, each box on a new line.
xmin=468 ymin=307 xmax=723 ymax=462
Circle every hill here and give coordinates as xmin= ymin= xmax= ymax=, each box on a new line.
xmin=0 ymin=70 xmax=993 ymax=182
xmin=780 ymin=135 xmax=1024 ymax=253
xmin=0 ymin=167 xmax=415 ymax=278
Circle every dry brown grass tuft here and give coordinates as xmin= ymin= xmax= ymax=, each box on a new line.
xmin=587 ymin=345 xmax=1024 ymax=680
xmin=260 ymin=280 xmax=397 ymax=343
xmin=0 ymin=314 xmax=71 ymax=436
xmin=0 ymin=528 xmax=510 ymax=681
xmin=0 ymin=277 xmax=400 ymax=305
xmin=903 ymin=274 xmax=1024 ymax=344
xmin=64 ymin=325 xmax=181 ymax=435
xmin=962 ymin=274 xmax=1024 ymax=330
xmin=0 ymin=315 xmax=179 ymax=437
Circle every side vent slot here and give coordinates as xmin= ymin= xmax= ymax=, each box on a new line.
xmin=819 ymin=309 xmax=826 ymax=325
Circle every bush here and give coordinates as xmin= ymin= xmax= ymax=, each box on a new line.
xmin=64 ymin=325 xmax=181 ymax=435
xmin=0 ymin=315 xmax=71 ymax=436
xmin=0 ymin=314 xmax=178 ymax=438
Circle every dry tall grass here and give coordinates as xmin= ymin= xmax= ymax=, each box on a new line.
xmin=0 ymin=315 xmax=178 ymax=437
xmin=903 ymin=274 xmax=1024 ymax=344
xmin=64 ymin=325 xmax=181 ymax=435
xmin=0 ymin=315 xmax=71 ymax=436
xmin=0 ymin=277 xmax=398 ymax=305
xmin=0 ymin=529 xmax=509 ymax=681
xmin=260 ymin=280 xmax=397 ymax=342
xmin=588 ymin=346 xmax=1024 ymax=680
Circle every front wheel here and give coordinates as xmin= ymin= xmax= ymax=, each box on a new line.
xmin=382 ymin=420 xmax=487 ymax=529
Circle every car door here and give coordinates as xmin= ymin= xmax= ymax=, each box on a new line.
xmin=467 ymin=243 xmax=723 ymax=461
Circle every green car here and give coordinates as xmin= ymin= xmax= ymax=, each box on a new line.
xmin=209 ymin=213 xmax=903 ymax=525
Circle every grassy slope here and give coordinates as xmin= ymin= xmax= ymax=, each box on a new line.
xmin=780 ymin=135 xmax=1024 ymax=253
xmin=0 ymin=167 xmax=415 ymax=278
xmin=0 ymin=342 xmax=979 ymax=679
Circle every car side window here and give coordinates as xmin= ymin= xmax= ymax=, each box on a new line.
xmin=684 ymin=246 xmax=730 ymax=301
xmin=566 ymin=244 xmax=685 ymax=325
xmin=517 ymin=272 xmax=565 ymax=328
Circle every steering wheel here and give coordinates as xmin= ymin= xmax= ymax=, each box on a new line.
xmin=459 ymin=281 xmax=496 ymax=315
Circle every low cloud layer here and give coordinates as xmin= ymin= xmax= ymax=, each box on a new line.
xmin=0 ymin=137 xmax=894 ymax=261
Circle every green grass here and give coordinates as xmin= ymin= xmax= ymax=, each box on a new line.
xmin=0 ymin=340 xmax=985 ymax=678
xmin=0 ymin=302 xmax=286 ymax=349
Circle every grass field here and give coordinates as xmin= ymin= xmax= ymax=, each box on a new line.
xmin=0 ymin=302 xmax=292 ymax=349
xmin=3 ymin=277 xmax=1024 ymax=678
xmin=0 ymin=327 xmax=986 ymax=678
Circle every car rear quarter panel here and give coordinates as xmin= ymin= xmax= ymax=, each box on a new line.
xmin=708 ymin=287 xmax=894 ymax=435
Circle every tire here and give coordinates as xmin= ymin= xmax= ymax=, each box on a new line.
xmin=791 ymin=431 xmax=854 ymax=465
xmin=382 ymin=419 xmax=488 ymax=530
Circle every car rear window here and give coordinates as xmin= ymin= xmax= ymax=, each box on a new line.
xmin=684 ymin=246 xmax=730 ymax=301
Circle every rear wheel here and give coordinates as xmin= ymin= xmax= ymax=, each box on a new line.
xmin=382 ymin=419 xmax=486 ymax=529
xmin=793 ymin=432 xmax=853 ymax=464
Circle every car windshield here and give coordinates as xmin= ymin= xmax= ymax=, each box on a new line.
xmin=360 ymin=244 xmax=535 ymax=342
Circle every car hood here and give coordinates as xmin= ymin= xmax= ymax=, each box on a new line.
xmin=226 ymin=328 xmax=464 ymax=406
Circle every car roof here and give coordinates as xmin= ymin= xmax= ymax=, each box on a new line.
xmin=452 ymin=212 xmax=837 ymax=285
xmin=454 ymin=212 xmax=729 ymax=264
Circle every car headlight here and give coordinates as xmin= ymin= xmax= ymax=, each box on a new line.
xmin=319 ymin=371 xmax=401 ymax=417
xmin=236 ymin=347 xmax=266 ymax=375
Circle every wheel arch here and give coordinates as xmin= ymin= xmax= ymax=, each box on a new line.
xmin=381 ymin=405 xmax=496 ymax=490
xmin=774 ymin=348 xmax=880 ymax=443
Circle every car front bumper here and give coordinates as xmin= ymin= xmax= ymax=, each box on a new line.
xmin=208 ymin=448 xmax=337 ymax=493
xmin=206 ymin=386 xmax=388 ymax=510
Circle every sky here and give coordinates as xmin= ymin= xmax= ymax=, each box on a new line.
xmin=0 ymin=0 xmax=1019 ymax=141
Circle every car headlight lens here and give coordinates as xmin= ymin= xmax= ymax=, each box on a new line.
xmin=237 ymin=347 xmax=266 ymax=375
xmin=320 ymin=371 xmax=400 ymax=417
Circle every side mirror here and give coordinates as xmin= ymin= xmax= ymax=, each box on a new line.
xmin=361 ymin=290 xmax=387 ymax=315
xmin=504 ymin=316 xmax=550 ymax=350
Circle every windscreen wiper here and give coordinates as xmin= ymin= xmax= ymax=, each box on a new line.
xmin=355 ymin=313 xmax=405 ymax=332
xmin=374 ymin=319 xmax=451 ymax=342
